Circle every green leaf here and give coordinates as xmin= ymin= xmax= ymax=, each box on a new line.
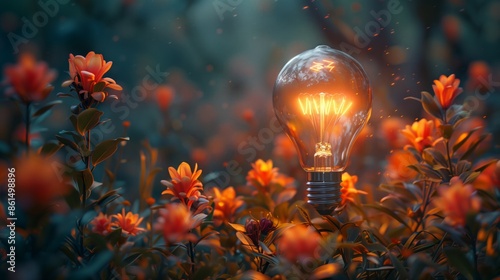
xmin=92 ymin=137 xmax=129 ymax=166
xmin=87 ymin=189 xmax=121 ymax=210
xmin=423 ymin=148 xmax=449 ymax=169
xmin=456 ymin=160 xmax=472 ymax=174
xmin=388 ymin=252 xmax=409 ymax=279
xmin=70 ymin=114 xmax=78 ymax=131
xmin=228 ymin=222 xmax=246 ymax=233
xmin=56 ymin=135 xmax=80 ymax=153
xmin=463 ymin=171 xmax=480 ymax=184
xmin=76 ymin=108 xmax=103 ymax=135
xmin=444 ymin=247 xmax=474 ymax=280
xmin=409 ymin=163 xmax=443 ymax=179
xmin=452 ymin=127 xmax=481 ymax=152
xmin=421 ymin=91 xmax=443 ymax=120
xmin=73 ymin=169 xmax=94 ymax=198
xmin=460 ymin=134 xmax=489 ymax=161
xmin=295 ymin=204 xmax=313 ymax=225
xmin=365 ymin=204 xmax=411 ymax=230
xmin=32 ymin=100 xmax=62 ymax=117
xmin=236 ymin=231 xmax=256 ymax=250
xmin=474 ymin=159 xmax=498 ymax=173
xmin=412 ymin=241 xmax=437 ymax=253
xmin=68 ymin=250 xmax=113 ymax=280
xmin=93 ymin=81 xmax=106 ymax=92
xmin=57 ymin=92 xmax=75 ymax=98
xmin=38 ymin=140 xmax=62 ymax=157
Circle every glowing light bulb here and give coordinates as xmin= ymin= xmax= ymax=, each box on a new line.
xmin=273 ymin=45 xmax=371 ymax=214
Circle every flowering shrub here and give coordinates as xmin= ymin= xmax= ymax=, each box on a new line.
xmin=1 ymin=52 xmax=499 ymax=280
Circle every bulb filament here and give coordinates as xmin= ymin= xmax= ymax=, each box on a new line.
xmin=298 ymin=92 xmax=352 ymax=171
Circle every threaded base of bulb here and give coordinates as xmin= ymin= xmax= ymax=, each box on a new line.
xmin=306 ymin=172 xmax=342 ymax=215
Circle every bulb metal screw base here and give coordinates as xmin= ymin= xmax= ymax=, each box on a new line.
xmin=306 ymin=172 xmax=342 ymax=215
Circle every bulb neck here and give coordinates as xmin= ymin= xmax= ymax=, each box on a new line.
xmin=306 ymin=172 xmax=342 ymax=215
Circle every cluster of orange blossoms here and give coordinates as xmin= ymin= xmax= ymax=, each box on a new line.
xmin=91 ymin=209 xmax=145 ymax=236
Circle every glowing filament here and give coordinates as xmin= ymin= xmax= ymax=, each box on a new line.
xmin=297 ymin=93 xmax=352 ymax=170
xmin=298 ymin=93 xmax=352 ymax=117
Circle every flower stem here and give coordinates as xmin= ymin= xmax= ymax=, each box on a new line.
xmin=188 ymin=240 xmax=195 ymax=276
xmin=79 ymin=129 xmax=91 ymax=257
xmin=149 ymin=207 xmax=154 ymax=248
xmin=443 ymin=114 xmax=454 ymax=178
xmin=83 ymin=129 xmax=91 ymax=208
xmin=445 ymin=140 xmax=454 ymax=177
xmin=25 ymin=103 xmax=31 ymax=155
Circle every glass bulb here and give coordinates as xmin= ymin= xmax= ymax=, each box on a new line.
xmin=273 ymin=45 xmax=371 ymax=214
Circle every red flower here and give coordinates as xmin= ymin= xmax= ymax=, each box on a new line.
xmin=3 ymin=53 xmax=56 ymax=103
xmin=432 ymin=74 xmax=463 ymax=110
xmin=90 ymin=213 xmax=112 ymax=235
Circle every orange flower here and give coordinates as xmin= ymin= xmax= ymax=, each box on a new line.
xmin=90 ymin=213 xmax=112 ymax=235
xmin=336 ymin=172 xmax=367 ymax=210
xmin=15 ymin=155 xmax=69 ymax=213
xmin=401 ymin=119 xmax=435 ymax=152
xmin=112 ymin=209 xmax=145 ymax=236
xmin=435 ymin=177 xmax=481 ymax=228
xmin=3 ymin=53 xmax=56 ymax=103
xmin=211 ymin=186 xmax=244 ymax=227
xmin=277 ymin=225 xmax=322 ymax=264
xmin=246 ymin=159 xmax=278 ymax=189
xmin=62 ymin=51 xmax=122 ymax=102
xmin=380 ymin=118 xmax=408 ymax=148
xmin=385 ymin=150 xmax=418 ymax=182
xmin=155 ymin=85 xmax=174 ymax=110
xmin=161 ymin=162 xmax=204 ymax=209
xmin=474 ymin=160 xmax=500 ymax=191
xmin=154 ymin=203 xmax=206 ymax=244
xmin=273 ymin=134 xmax=297 ymax=161
xmin=432 ymin=74 xmax=463 ymax=110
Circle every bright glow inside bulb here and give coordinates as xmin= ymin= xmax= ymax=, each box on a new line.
xmin=297 ymin=93 xmax=352 ymax=171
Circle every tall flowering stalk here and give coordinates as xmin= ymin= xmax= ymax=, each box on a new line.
xmin=56 ymin=51 xmax=127 ymax=260
xmin=3 ymin=54 xmax=57 ymax=155
xmin=160 ymin=162 xmax=209 ymax=275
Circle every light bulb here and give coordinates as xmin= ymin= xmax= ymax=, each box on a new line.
xmin=273 ymin=45 xmax=371 ymax=214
